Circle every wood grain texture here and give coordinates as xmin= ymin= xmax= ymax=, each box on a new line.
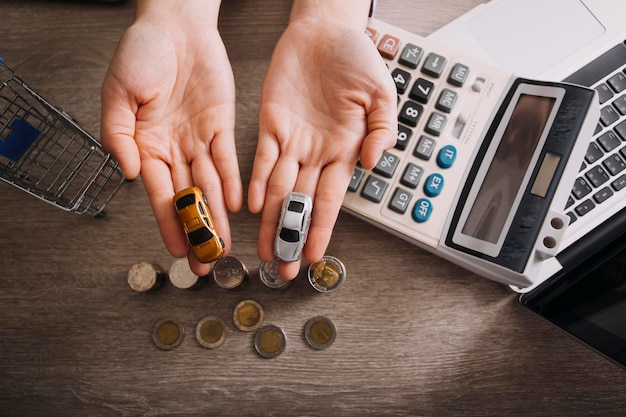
xmin=1 ymin=1 xmax=625 ymax=416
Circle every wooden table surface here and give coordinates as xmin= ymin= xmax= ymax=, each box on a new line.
xmin=1 ymin=1 xmax=625 ymax=416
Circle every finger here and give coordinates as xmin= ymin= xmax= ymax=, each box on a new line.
xmin=141 ymin=158 xmax=189 ymax=259
xmin=211 ymin=128 xmax=243 ymax=214
xmin=278 ymin=260 xmax=302 ymax=281
xmin=256 ymin=155 xmax=299 ymax=262
xmin=359 ymin=109 xmax=398 ymax=169
xmin=303 ymin=161 xmax=354 ymax=263
xmin=100 ymin=87 xmax=141 ymax=179
xmin=248 ymin=129 xmax=280 ymax=214
xmin=191 ymin=154 xmax=232 ymax=253
xmin=187 ymin=250 xmax=212 ymax=278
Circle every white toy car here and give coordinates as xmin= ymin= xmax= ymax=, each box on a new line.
xmin=275 ymin=192 xmax=313 ymax=262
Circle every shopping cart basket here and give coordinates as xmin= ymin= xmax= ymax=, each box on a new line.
xmin=0 ymin=57 xmax=124 ymax=216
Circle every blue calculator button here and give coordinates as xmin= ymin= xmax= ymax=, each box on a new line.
xmin=412 ymin=198 xmax=433 ymax=223
xmin=437 ymin=144 xmax=457 ymax=169
xmin=424 ymin=173 xmax=444 ymax=197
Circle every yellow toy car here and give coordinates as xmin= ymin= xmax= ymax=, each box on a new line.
xmin=173 ymin=186 xmax=225 ymax=263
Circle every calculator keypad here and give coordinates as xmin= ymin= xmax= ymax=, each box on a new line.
xmin=343 ymin=19 xmax=511 ymax=248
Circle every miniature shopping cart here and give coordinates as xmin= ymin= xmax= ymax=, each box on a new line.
xmin=0 ymin=57 xmax=124 ymax=216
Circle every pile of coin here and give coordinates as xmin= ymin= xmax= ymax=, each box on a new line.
xmin=131 ymin=255 xmax=345 ymax=357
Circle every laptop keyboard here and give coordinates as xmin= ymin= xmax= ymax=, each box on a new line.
xmin=564 ymin=42 xmax=626 ymax=225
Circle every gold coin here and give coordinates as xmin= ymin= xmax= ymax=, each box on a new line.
xmin=307 ymin=256 xmax=346 ymax=292
xmin=233 ymin=299 xmax=264 ymax=331
xmin=152 ymin=318 xmax=185 ymax=350
xmin=254 ymin=325 xmax=286 ymax=359
xmin=304 ymin=316 xmax=336 ymax=349
xmin=196 ymin=315 xmax=227 ymax=349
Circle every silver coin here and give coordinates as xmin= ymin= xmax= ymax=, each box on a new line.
xmin=127 ymin=262 xmax=165 ymax=292
xmin=168 ymin=257 xmax=206 ymax=290
xmin=212 ymin=256 xmax=248 ymax=290
xmin=258 ymin=260 xmax=292 ymax=290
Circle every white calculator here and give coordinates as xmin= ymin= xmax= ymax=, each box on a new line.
xmin=342 ymin=18 xmax=600 ymax=289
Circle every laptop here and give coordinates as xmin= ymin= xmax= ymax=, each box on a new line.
xmin=429 ymin=0 xmax=626 ymax=370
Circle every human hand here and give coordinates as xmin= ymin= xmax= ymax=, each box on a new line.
xmin=101 ymin=0 xmax=241 ymax=276
xmin=248 ymin=1 xmax=397 ymax=279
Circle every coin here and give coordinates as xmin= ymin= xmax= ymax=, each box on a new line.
xmin=152 ymin=318 xmax=185 ymax=350
xmin=233 ymin=299 xmax=264 ymax=332
xmin=195 ymin=315 xmax=227 ymax=349
xmin=168 ymin=257 xmax=207 ymax=290
xmin=307 ymin=256 xmax=346 ymax=292
xmin=212 ymin=256 xmax=248 ymax=290
xmin=258 ymin=260 xmax=292 ymax=290
xmin=254 ymin=325 xmax=286 ymax=359
xmin=304 ymin=316 xmax=336 ymax=350
xmin=127 ymin=262 xmax=165 ymax=292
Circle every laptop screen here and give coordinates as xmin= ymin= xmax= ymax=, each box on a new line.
xmin=520 ymin=207 xmax=626 ymax=369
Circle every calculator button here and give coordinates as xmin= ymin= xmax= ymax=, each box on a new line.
xmin=421 ymin=52 xmax=447 ymax=78
xmin=400 ymin=163 xmax=423 ymax=189
xmin=389 ymin=188 xmax=413 ymax=214
xmin=396 ymin=124 xmax=412 ymax=150
xmin=373 ymin=152 xmax=400 ymax=178
xmin=398 ymin=43 xmax=424 ymax=69
xmin=425 ymin=112 xmax=447 ymax=136
xmin=361 ymin=175 xmax=388 ymax=203
xmin=412 ymin=198 xmax=433 ymax=223
xmin=437 ymin=145 xmax=457 ymax=169
xmin=409 ymin=78 xmax=434 ymax=104
xmin=436 ymin=88 xmax=458 ymax=113
xmin=392 ymin=68 xmax=411 ymax=94
xmin=348 ymin=167 xmax=364 ymax=192
xmin=378 ymin=34 xmax=401 ymax=59
xmin=413 ymin=135 xmax=436 ymax=160
xmin=365 ymin=27 xmax=379 ymax=43
xmin=398 ymin=100 xmax=424 ymax=127
xmin=424 ymin=173 xmax=444 ymax=197
xmin=471 ymin=77 xmax=486 ymax=92
xmin=448 ymin=63 xmax=470 ymax=87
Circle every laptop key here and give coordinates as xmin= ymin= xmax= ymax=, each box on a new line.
xmin=597 ymin=130 xmax=622 ymax=152
xmin=603 ymin=153 xmax=626 ymax=176
xmin=586 ymin=165 xmax=610 ymax=187
xmin=593 ymin=186 xmax=614 ymax=204
xmin=572 ymin=177 xmax=593 ymax=199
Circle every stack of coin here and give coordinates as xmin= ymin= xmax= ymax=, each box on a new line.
xmin=258 ymin=260 xmax=292 ymax=290
xmin=127 ymin=262 xmax=166 ymax=292
xmin=307 ymin=256 xmax=346 ymax=292
xmin=212 ymin=256 xmax=249 ymax=290
xmin=168 ymin=257 xmax=207 ymax=290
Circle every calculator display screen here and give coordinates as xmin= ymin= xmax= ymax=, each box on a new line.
xmin=452 ymin=82 xmax=565 ymax=258
xmin=461 ymin=94 xmax=556 ymax=244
